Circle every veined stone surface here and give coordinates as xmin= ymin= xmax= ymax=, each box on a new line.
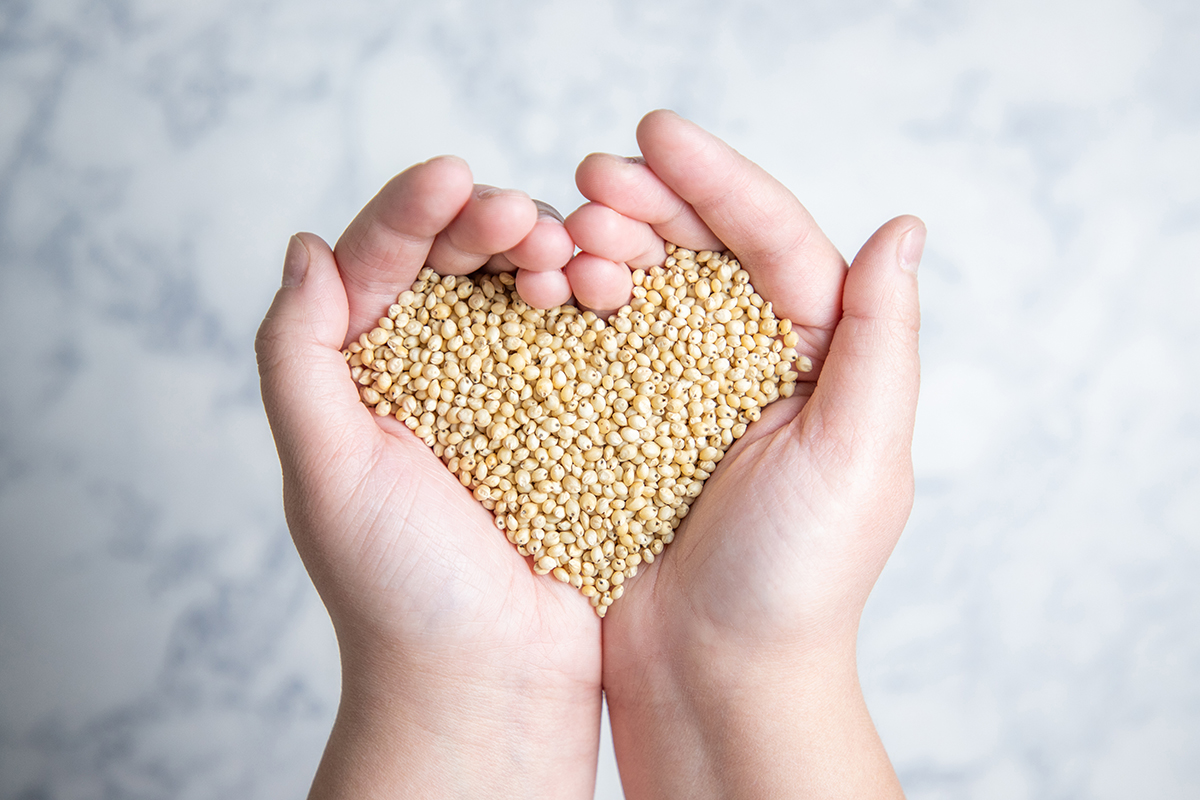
xmin=1 ymin=1 xmax=1197 ymax=798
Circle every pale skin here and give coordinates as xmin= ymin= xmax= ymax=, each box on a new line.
xmin=256 ymin=110 xmax=922 ymax=798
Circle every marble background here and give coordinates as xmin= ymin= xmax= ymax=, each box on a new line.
xmin=1 ymin=0 xmax=1197 ymax=797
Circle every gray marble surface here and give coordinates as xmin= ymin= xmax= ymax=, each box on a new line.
xmin=2 ymin=1 xmax=1198 ymax=797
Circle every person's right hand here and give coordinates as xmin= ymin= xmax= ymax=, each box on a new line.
xmin=565 ymin=110 xmax=922 ymax=799
xmin=256 ymin=156 xmax=602 ymax=799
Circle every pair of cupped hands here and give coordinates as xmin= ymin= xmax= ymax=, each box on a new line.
xmin=257 ymin=110 xmax=921 ymax=799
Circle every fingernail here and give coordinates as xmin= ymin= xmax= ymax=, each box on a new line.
xmin=475 ymin=185 xmax=504 ymax=199
xmin=282 ymin=234 xmax=309 ymax=288
xmin=898 ymin=224 xmax=926 ymax=274
xmin=533 ymin=199 xmax=565 ymax=223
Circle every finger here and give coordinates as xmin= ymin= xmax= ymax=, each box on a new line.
xmin=483 ymin=252 xmax=518 ymax=273
xmin=635 ymin=110 xmax=848 ymax=338
xmin=334 ymin=156 xmax=475 ymax=343
xmin=516 ymin=268 xmax=573 ymax=309
xmin=563 ymin=252 xmax=634 ymax=317
xmin=563 ymin=202 xmax=666 ymax=268
xmin=504 ymin=201 xmax=577 ymax=272
xmin=575 ymin=153 xmax=722 ymax=252
xmin=257 ymin=233 xmax=380 ymax=477
xmin=803 ymin=216 xmax=924 ymax=499
xmin=426 ymin=186 xmax=539 ymax=276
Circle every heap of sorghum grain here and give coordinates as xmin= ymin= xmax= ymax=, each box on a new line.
xmin=344 ymin=244 xmax=810 ymax=616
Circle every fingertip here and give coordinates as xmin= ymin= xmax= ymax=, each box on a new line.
xmin=282 ymin=232 xmax=334 ymax=302
xmin=419 ymin=155 xmax=476 ymax=203
xmin=564 ymin=252 xmax=633 ymax=317
xmin=407 ymin=156 xmax=476 ymax=215
xmin=293 ymin=232 xmax=351 ymax=346
xmin=575 ymin=152 xmax=630 ymax=200
xmin=515 ymin=268 xmax=573 ymax=309
xmin=844 ymin=215 xmax=923 ymax=327
xmin=506 ymin=214 xmax=576 ymax=272
xmin=493 ymin=188 xmax=540 ymax=234
xmin=424 ymin=153 xmax=469 ymax=169
xmin=427 ymin=187 xmax=540 ymax=275
xmin=635 ymin=109 xmax=706 ymax=163
xmin=575 ymin=153 xmax=608 ymax=194
xmin=564 ymin=203 xmax=666 ymax=267
xmin=853 ymin=214 xmax=925 ymax=282
xmin=483 ymin=252 xmax=517 ymax=274
xmin=258 ymin=231 xmax=349 ymax=381
xmin=891 ymin=213 xmax=925 ymax=231
xmin=637 ymin=108 xmax=682 ymax=132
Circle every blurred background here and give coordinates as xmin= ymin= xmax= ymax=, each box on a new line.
xmin=1 ymin=0 xmax=1197 ymax=797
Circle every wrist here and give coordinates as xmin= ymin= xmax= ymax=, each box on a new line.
xmin=310 ymin=637 xmax=602 ymax=800
xmin=606 ymin=622 xmax=862 ymax=744
xmin=604 ymin=622 xmax=901 ymax=800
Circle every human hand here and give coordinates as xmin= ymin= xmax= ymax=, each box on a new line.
xmin=566 ymin=111 xmax=921 ymax=798
xmin=256 ymin=156 xmax=601 ymax=799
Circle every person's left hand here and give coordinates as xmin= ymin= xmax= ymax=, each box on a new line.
xmin=562 ymin=111 xmax=920 ymax=799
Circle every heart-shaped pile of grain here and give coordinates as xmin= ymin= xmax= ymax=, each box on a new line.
xmin=344 ymin=244 xmax=809 ymax=616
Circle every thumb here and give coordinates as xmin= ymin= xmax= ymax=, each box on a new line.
xmin=256 ymin=233 xmax=375 ymax=473
xmin=803 ymin=216 xmax=924 ymax=503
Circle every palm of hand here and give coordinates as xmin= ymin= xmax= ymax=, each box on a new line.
xmin=328 ymin=412 xmax=601 ymax=670
xmin=623 ymin=396 xmax=822 ymax=630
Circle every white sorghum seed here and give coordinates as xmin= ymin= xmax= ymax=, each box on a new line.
xmin=343 ymin=245 xmax=803 ymax=616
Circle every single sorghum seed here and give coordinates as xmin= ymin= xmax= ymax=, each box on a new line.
xmin=343 ymin=245 xmax=804 ymax=616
